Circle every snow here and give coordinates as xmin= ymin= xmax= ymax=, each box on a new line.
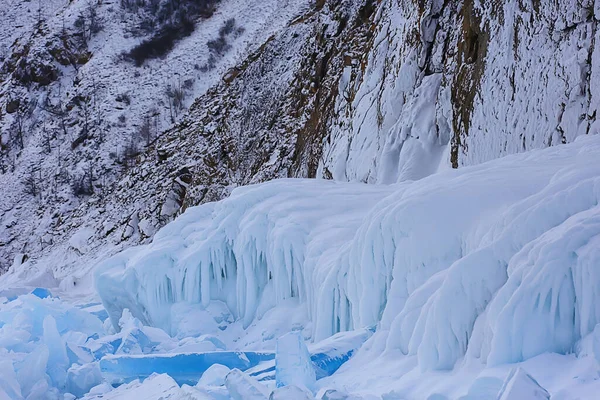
xmin=275 ymin=332 xmax=316 ymax=391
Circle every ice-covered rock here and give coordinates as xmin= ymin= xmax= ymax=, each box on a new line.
xmin=496 ymin=368 xmax=550 ymax=400
xmin=225 ymin=369 xmax=271 ymax=400
xmin=276 ymin=332 xmax=316 ymax=391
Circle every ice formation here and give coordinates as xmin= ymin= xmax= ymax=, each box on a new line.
xmin=275 ymin=332 xmax=316 ymax=391
xmin=225 ymin=369 xmax=271 ymax=400
xmin=96 ymin=135 xmax=600 ymax=372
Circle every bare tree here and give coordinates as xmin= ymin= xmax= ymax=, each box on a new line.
xmin=11 ymin=108 xmax=26 ymax=150
xmin=138 ymin=114 xmax=153 ymax=146
xmin=23 ymin=166 xmax=40 ymax=198
xmin=36 ymin=0 xmax=44 ymax=27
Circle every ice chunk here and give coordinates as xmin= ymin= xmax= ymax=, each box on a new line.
xmin=85 ymin=335 xmax=123 ymax=360
xmin=100 ymin=351 xmax=274 ymax=386
xmin=84 ymin=383 xmax=113 ymax=397
xmin=225 ymin=369 xmax=270 ymax=400
xmin=276 ymin=332 xmax=316 ymax=391
xmin=15 ymin=345 xmax=49 ymax=398
xmin=43 ymin=315 xmax=69 ymax=388
xmin=27 ymin=379 xmax=60 ymax=400
xmin=496 ymin=368 xmax=550 ymax=400
xmin=116 ymin=328 xmax=151 ymax=355
xmin=30 ymin=288 xmax=52 ymax=299
xmin=66 ymin=363 xmax=102 ymax=398
xmin=198 ymin=364 xmax=230 ymax=387
xmin=246 ymin=328 xmax=373 ymax=383
xmin=270 ymin=385 xmax=314 ymax=399
xmin=0 ymin=360 xmax=23 ymax=400
xmin=80 ymin=373 xmax=189 ymax=400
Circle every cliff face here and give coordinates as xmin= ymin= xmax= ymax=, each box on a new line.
xmin=1 ymin=0 xmax=599 ymax=276
xmin=322 ymin=0 xmax=599 ymax=182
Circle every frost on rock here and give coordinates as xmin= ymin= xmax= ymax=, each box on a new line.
xmin=496 ymin=368 xmax=550 ymax=400
xmin=275 ymin=331 xmax=316 ymax=391
xmin=96 ymin=135 xmax=600 ymax=371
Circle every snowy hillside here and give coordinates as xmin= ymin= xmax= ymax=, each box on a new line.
xmin=0 ymin=0 xmax=310 ymax=272
xmin=3 ymin=0 xmax=600 ymax=279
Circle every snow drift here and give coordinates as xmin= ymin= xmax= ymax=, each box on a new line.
xmin=96 ymin=135 xmax=600 ymax=370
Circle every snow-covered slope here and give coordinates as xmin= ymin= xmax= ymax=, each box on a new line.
xmin=0 ymin=0 xmax=310 ymax=272
xmin=95 ymin=134 xmax=600 ymax=398
xmin=3 ymin=0 xmax=600 ymax=278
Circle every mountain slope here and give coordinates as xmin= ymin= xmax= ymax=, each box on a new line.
xmin=5 ymin=0 xmax=597 ymax=282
